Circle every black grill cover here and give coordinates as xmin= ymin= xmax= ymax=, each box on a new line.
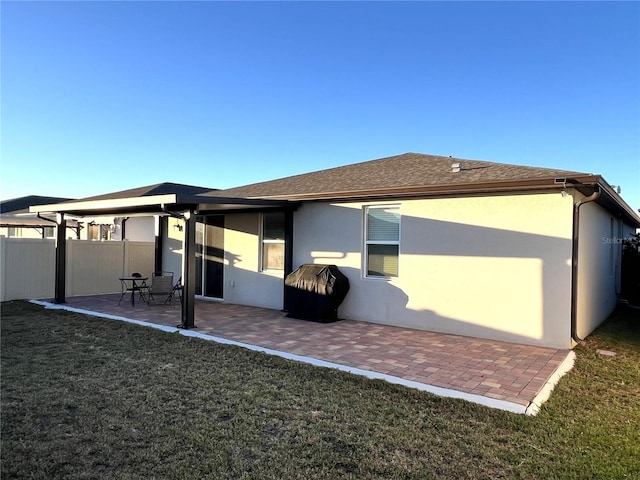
xmin=284 ymin=264 xmax=350 ymax=322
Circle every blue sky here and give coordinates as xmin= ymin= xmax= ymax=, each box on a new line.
xmin=2 ymin=1 xmax=639 ymax=210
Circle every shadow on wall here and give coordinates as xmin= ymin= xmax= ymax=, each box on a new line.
xmin=303 ymin=203 xmax=574 ymax=348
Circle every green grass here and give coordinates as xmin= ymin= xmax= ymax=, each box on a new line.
xmin=2 ymin=301 xmax=639 ymax=479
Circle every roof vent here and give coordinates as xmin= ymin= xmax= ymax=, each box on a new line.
xmin=451 ymin=162 xmax=461 ymax=173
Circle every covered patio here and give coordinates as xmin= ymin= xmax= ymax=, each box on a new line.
xmin=35 ymin=294 xmax=574 ymax=415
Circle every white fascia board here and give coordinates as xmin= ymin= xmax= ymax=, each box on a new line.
xmin=29 ymin=194 xmax=178 ymax=214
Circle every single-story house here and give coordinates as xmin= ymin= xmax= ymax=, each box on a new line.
xmin=31 ymin=153 xmax=640 ymax=349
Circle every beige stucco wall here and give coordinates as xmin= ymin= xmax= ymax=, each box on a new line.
xmin=575 ymin=199 xmax=635 ymax=339
xmin=292 ymin=192 xmax=575 ymax=348
xmin=223 ymin=213 xmax=284 ymax=309
xmin=158 ymin=190 xmax=633 ymax=348
xmin=121 ymin=216 xmax=155 ymax=242
xmin=162 ymin=216 xmax=185 ymax=280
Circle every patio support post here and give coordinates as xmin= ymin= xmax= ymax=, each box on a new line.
xmin=54 ymin=213 xmax=67 ymax=304
xmin=283 ymin=208 xmax=294 ymax=310
xmin=179 ymin=210 xmax=196 ymax=328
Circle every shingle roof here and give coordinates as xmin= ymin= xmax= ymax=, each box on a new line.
xmin=79 ymin=182 xmax=217 ymax=201
xmin=209 ymin=153 xmax=588 ymax=200
xmin=0 ymin=195 xmax=73 ymax=214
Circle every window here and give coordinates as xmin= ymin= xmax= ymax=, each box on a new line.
xmin=8 ymin=227 xmax=22 ymax=237
xmin=43 ymin=226 xmax=55 ymax=238
xmin=261 ymin=212 xmax=285 ymax=270
xmin=88 ymin=224 xmax=111 ymax=241
xmin=364 ymin=205 xmax=400 ymax=277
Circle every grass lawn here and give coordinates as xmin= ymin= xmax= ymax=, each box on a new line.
xmin=2 ymin=301 xmax=639 ymax=479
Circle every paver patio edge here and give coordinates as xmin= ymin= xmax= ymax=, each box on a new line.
xmin=525 ymin=350 xmax=576 ymax=415
xmin=31 ymin=300 xmax=535 ymax=415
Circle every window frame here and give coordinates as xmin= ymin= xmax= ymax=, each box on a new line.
xmin=363 ymin=204 xmax=401 ymax=279
xmin=260 ymin=211 xmax=285 ymax=271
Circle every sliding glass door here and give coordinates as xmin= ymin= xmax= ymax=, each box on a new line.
xmin=195 ymin=216 xmax=224 ymax=299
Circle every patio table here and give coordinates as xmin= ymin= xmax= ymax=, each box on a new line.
xmin=118 ymin=276 xmax=149 ymax=306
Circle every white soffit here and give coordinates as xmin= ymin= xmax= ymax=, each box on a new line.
xmin=29 ymin=194 xmax=178 ymax=214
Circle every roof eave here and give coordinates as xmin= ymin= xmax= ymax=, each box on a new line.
xmin=244 ymin=175 xmax=601 ymax=202
xmin=595 ymin=179 xmax=640 ymax=227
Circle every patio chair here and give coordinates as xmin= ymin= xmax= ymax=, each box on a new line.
xmin=146 ymin=271 xmax=174 ymax=306
xmin=118 ymin=272 xmax=148 ymax=306
xmin=166 ymin=276 xmax=183 ymax=306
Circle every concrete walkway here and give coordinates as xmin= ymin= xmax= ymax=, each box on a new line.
xmin=34 ymin=295 xmax=574 ymax=415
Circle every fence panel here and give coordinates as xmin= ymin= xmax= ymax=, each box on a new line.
xmin=124 ymin=241 xmax=155 ymax=279
xmin=67 ymin=240 xmax=125 ymax=295
xmin=0 ymin=237 xmax=55 ymax=302
xmin=0 ymin=238 xmax=156 ymax=300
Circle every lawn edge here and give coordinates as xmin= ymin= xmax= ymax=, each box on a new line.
xmin=31 ymin=299 xmax=534 ymax=415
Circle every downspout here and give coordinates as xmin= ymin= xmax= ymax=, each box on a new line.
xmin=121 ymin=217 xmax=129 ymax=240
xmin=571 ymin=186 xmax=601 ymax=343
xmin=36 ymin=213 xmax=58 ymax=238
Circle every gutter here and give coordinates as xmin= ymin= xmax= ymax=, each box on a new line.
xmin=36 ymin=213 xmax=57 ymax=224
xmin=37 ymin=213 xmax=82 ymax=239
xmin=571 ymin=186 xmax=601 ymax=343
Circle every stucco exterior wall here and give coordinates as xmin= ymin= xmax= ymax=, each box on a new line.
xmin=292 ymin=192 xmax=575 ymax=348
xmin=162 ymin=217 xmax=185 ymax=281
xmin=223 ymin=213 xmax=284 ymax=309
xmin=575 ymin=199 xmax=634 ymax=339
xmin=121 ymin=216 xmax=155 ymax=242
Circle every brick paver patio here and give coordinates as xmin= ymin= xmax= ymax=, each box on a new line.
xmin=39 ymin=294 xmax=573 ymax=414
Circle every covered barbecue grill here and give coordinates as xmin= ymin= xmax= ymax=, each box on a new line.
xmin=284 ymin=264 xmax=350 ymax=322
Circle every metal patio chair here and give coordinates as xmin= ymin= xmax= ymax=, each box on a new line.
xmin=146 ymin=271 xmax=174 ymax=306
xmin=166 ymin=276 xmax=183 ymax=306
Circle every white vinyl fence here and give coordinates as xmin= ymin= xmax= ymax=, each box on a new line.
xmin=0 ymin=238 xmax=155 ymax=301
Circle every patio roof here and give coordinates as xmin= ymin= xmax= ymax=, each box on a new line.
xmin=28 ymin=190 xmax=299 ymax=332
xmin=29 ymin=193 xmax=297 ymax=217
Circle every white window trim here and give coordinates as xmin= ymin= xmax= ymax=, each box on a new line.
xmin=260 ymin=212 xmax=285 ymax=272
xmin=363 ymin=204 xmax=401 ymax=279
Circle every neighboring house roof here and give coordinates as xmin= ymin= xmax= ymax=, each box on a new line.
xmin=0 ymin=195 xmax=73 ymax=214
xmin=78 ymin=182 xmax=217 ymax=202
xmin=30 ymin=181 xmax=287 ymax=217
xmin=209 ymin=152 xmax=588 ymax=200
